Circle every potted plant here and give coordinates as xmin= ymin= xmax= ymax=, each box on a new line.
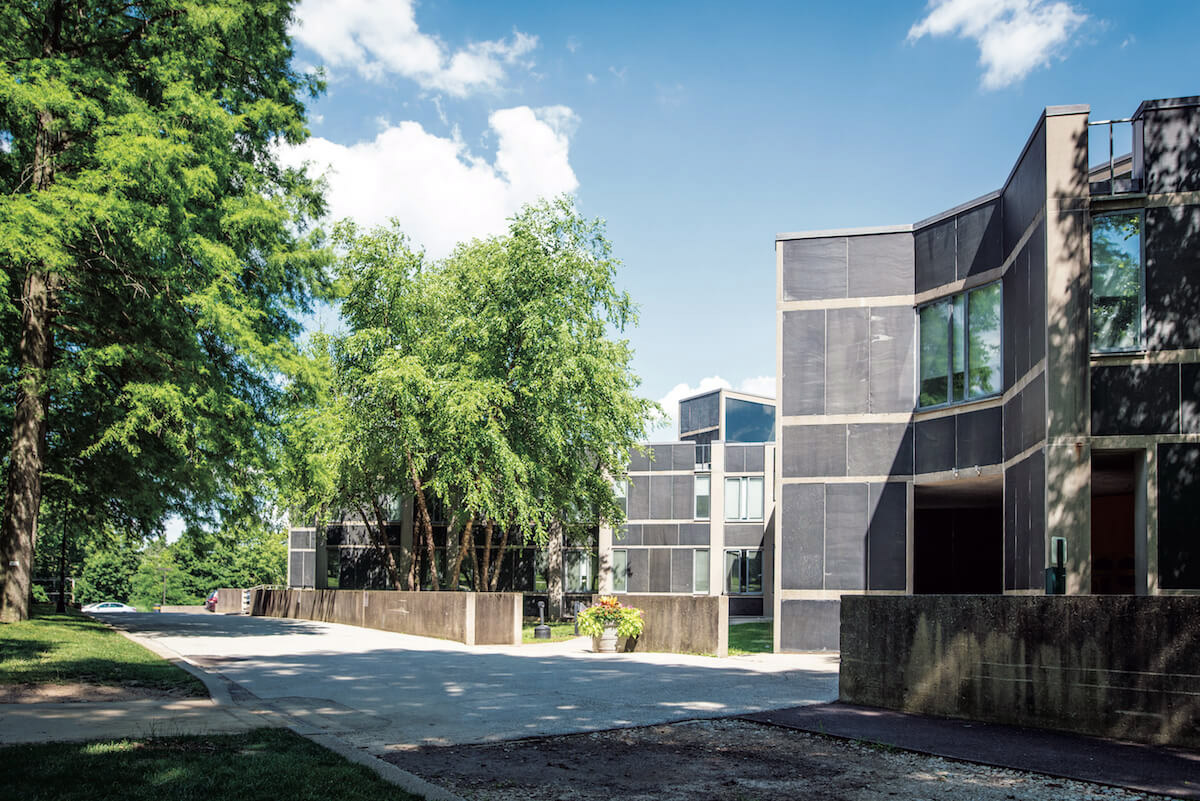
xmin=577 ymin=596 xmax=644 ymax=653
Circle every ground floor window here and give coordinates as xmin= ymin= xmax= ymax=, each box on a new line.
xmin=724 ymin=549 xmax=762 ymax=594
xmin=613 ymin=549 xmax=628 ymax=592
xmin=693 ymin=549 xmax=710 ymax=593
xmin=565 ymin=550 xmax=597 ymax=593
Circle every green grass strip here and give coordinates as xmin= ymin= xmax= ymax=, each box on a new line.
xmin=0 ymin=604 xmax=205 ymax=694
xmin=728 ymin=620 xmax=773 ymax=655
xmin=3 ymin=728 xmax=422 ymax=801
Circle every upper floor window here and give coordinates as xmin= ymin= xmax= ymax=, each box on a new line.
xmin=725 ymin=476 xmax=764 ymax=522
xmin=918 ymin=282 xmax=1002 ymax=408
xmin=614 ymin=480 xmax=627 ymax=517
xmin=694 ymin=475 xmax=711 ymax=519
xmin=1091 ymin=212 xmax=1143 ymax=353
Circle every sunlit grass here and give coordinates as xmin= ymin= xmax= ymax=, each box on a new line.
xmin=728 ymin=621 xmax=773 ymax=655
xmin=0 ymin=604 xmax=204 ymax=694
xmin=5 ymin=729 xmax=422 ymax=801
xmin=521 ymin=620 xmax=581 ymax=642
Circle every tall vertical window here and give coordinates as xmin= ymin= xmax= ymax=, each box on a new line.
xmin=612 ymin=549 xmax=628 ymax=593
xmin=1092 ymin=212 xmax=1143 ymax=352
xmin=614 ymin=480 xmax=627 ymax=517
xmin=694 ymin=475 xmax=711 ymax=519
xmin=693 ymin=549 xmax=709 ymax=593
xmin=724 ymin=477 xmax=764 ymax=521
xmin=918 ymin=281 xmax=1003 ymax=408
xmin=724 ymin=549 xmax=763 ymax=594
xmin=565 ymin=551 xmax=595 ymax=593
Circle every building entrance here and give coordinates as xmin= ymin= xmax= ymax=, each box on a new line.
xmin=1090 ymin=451 xmax=1138 ymax=595
xmin=913 ymin=477 xmax=1003 ymax=594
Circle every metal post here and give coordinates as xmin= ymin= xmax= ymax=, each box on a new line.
xmin=534 ymin=599 xmax=551 ymax=639
xmin=1109 ymin=122 xmax=1115 ymax=195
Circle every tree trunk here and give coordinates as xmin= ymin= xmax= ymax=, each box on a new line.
xmin=447 ymin=517 xmax=473 ymax=591
xmin=469 ymin=523 xmax=481 ymax=591
xmin=479 ymin=519 xmax=494 ymax=592
xmin=0 ymin=5 xmax=63 ymax=623
xmin=407 ymin=452 xmax=438 ymax=591
xmin=488 ymin=521 xmax=511 ymax=592
xmin=56 ymin=515 xmax=67 ymax=613
xmin=370 ymin=499 xmax=404 ymax=591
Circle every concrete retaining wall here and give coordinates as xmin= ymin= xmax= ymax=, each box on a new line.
xmin=215 ymin=588 xmax=245 ymax=614
xmin=594 ymin=594 xmax=728 ymax=656
xmin=840 ymin=595 xmax=1200 ymax=748
xmin=249 ymin=588 xmax=522 ymax=645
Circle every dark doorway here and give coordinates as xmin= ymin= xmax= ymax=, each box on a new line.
xmin=914 ymin=478 xmax=1003 ymax=594
xmin=1091 ymin=451 xmax=1137 ymax=595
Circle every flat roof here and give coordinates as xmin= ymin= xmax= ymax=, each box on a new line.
xmin=775 ymin=224 xmax=912 ymax=242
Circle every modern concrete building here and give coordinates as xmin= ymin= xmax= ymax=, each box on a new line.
xmin=775 ymin=95 xmax=1200 ymax=650
xmin=602 ymin=388 xmax=776 ymax=616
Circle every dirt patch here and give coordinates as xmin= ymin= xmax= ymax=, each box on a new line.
xmin=384 ymin=718 xmax=1169 ymax=801
xmin=0 ymin=681 xmax=197 ymax=703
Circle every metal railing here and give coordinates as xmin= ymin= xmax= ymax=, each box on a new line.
xmin=694 ymin=443 xmax=711 ymax=470
xmin=1088 ymin=117 xmax=1141 ymax=195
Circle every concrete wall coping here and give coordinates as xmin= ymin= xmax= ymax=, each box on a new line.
xmin=775 ymin=224 xmax=912 ymax=242
xmin=912 ymin=189 xmax=1003 ymax=231
xmin=1133 ymin=95 xmax=1200 ymax=119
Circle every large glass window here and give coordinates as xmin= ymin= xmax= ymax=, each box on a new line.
xmin=614 ymin=480 xmax=627 ymax=517
xmin=724 ymin=549 xmax=763 ymax=594
xmin=612 ymin=549 xmax=628 ymax=593
xmin=1092 ymin=212 xmax=1143 ymax=352
xmin=724 ymin=476 xmax=764 ymax=521
xmin=693 ymin=549 xmax=709 ymax=593
xmin=918 ymin=281 xmax=1003 ymax=408
xmin=565 ymin=551 xmax=595 ymax=593
xmin=724 ymin=398 xmax=776 ymax=442
xmin=694 ymin=475 xmax=711 ymax=519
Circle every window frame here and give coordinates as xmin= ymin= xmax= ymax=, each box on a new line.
xmin=612 ymin=548 xmax=628 ymax=593
xmin=723 ymin=548 xmax=764 ymax=595
xmin=693 ymin=549 xmax=710 ymax=594
xmin=694 ymin=474 xmax=711 ymax=520
xmin=1090 ymin=210 xmax=1146 ymax=355
xmin=917 ymin=280 xmax=1004 ymax=410
xmin=723 ymin=476 xmax=764 ymax=522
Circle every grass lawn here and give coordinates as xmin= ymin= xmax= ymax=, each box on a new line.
xmin=521 ymin=620 xmax=581 ymax=642
xmin=0 ymin=604 xmax=205 ymax=694
xmin=4 ymin=728 xmax=421 ymax=801
xmin=728 ymin=620 xmax=773 ymax=655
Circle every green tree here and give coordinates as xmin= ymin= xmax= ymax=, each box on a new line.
xmin=0 ymin=0 xmax=328 ymax=621
xmin=76 ymin=536 xmax=141 ymax=604
xmin=130 ymin=539 xmax=193 ymax=608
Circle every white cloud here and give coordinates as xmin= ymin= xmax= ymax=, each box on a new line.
xmin=280 ymin=106 xmax=579 ymax=259
xmin=586 ymin=73 xmax=597 ymax=84
xmin=651 ymin=376 xmax=776 ymax=439
xmin=908 ymin=0 xmax=1087 ymax=89
xmin=291 ymin=0 xmax=537 ymax=95
xmin=566 ymin=35 xmax=581 ymax=53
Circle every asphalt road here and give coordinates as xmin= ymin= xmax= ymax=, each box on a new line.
xmin=115 ymin=611 xmax=839 ymax=751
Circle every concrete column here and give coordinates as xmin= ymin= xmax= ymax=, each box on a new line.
xmin=547 ymin=520 xmax=564 ymax=617
xmin=709 ymin=442 xmax=726 ymax=597
xmin=598 ymin=522 xmax=614 ymax=593
xmin=1043 ymin=107 xmax=1093 ymax=594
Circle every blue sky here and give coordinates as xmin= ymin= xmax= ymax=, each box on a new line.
xmin=284 ymin=0 xmax=1200 ymax=434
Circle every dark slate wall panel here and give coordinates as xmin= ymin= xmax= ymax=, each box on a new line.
xmin=725 ymin=446 xmax=746 ymax=473
xmin=615 ymin=524 xmax=641 ymax=545
xmin=780 ymin=599 xmax=841 ymax=651
xmin=868 ymin=482 xmax=908 ymax=591
xmin=781 ymin=483 xmax=824 ymax=590
xmin=672 ymin=443 xmax=696 ymax=471
xmin=1003 ymin=256 xmax=1018 ymax=389
xmin=725 ymin=524 xmax=765 ymax=547
xmin=1029 ymin=451 xmax=1046 ymax=588
xmin=1157 ymin=443 xmax=1200 ymax=589
xmin=642 ymin=524 xmax=679 ymax=546
xmin=782 ymin=310 xmax=826 ymax=416
xmin=628 ymin=448 xmax=650 ymax=472
xmin=649 ymin=548 xmax=672 ymax=592
xmin=650 ymin=447 xmax=674 ymax=471
xmin=649 ymin=475 xmax=674 ymax=519
xmin=1182 ymin=362 xmax=1200 ymax=433
xmin=1011 ymin=247 xmax=1031 ymax=380
xmin=848 ymin=232 xmax=913 ymax=298
xmin=869 ymin=306 xmax=917 ymax=413
xmin=1091 ymin=363 xmax=1181 ymax=436
xmin=956 ymin=406 xmax=1003 ymax=468
xmin=782 ymin=425 xmax=847 ymax=478
xmin=914 ymin=416 xmax=955 ymax=475
xmin=1146 ymin=205 xmax=1200 ymax=350
xmin=847 ymin=423 xmax=913 ymax=476
xmin=1027 ymin=219 xmax=1047 ymax=367
xmin=827 ymin=308 xmax=871 ymax=414
xmin=915 ymin=219 xmax=956 ymax=293
xmin=1003 ymin=391 xmax=1022 ymax=461
xmin=957 ymin=199 xmax=1003 ymax=279
xmin=679 ymin=523 xmax=710 ymax=545
xmin=679 ymin=392 xmax=719 ymax=434
xmin=782 ymin=238 xmax=847 ymax=301
xmin=1143 ymin=106 xmax=1200 ymax=194
xmin=670 ymin=549 xmax=693 ymax=594
xmin=1004 ymin=460 xmax=1017 ymax=591
xmin=627 ymin=548 xmax=649 ymax=593
xmin=1002 ymin=122 xmax=1046 ymax=255
xmin=826 ymin=483 xmax=868 ymax=590
xmin=1020 ymin=372 xmax=1047 ymax=452
xmin=745 ymin=445 xmax=765 ymax=473
xmin=628 ymin=476 xmax=650 ymax=520
xmin=672 ymin=475 xmax=695 ymax=521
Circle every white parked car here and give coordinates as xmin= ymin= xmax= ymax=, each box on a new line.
xmin=82 ymin=601 xmax=137 ymax=613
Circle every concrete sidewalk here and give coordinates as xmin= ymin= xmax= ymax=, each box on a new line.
xmin=743 ymin=702 xmax=1200 ymax=800
xmin=0 ymin=698 xmax=264 ymax=745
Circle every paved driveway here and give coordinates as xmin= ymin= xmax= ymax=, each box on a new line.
xmin=116 ymin=612 xmax=839 ymax=752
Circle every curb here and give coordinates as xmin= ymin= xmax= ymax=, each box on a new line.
xmin=108 ymin=617 xmax=466 ymax=801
